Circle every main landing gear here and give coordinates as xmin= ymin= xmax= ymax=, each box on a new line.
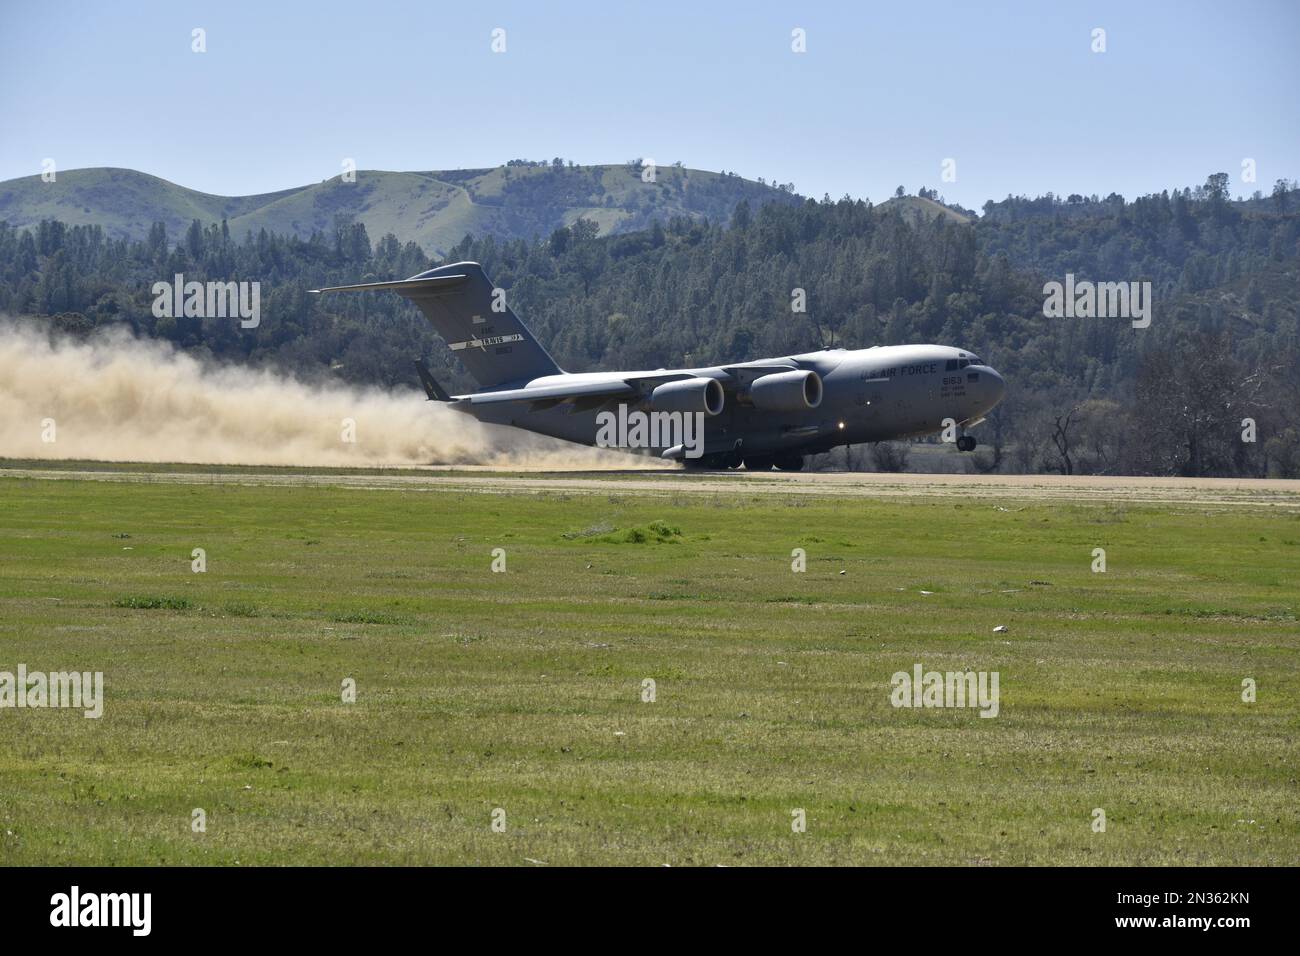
xmin=687 ymin=452 xmax=741 ymax=470
xmin=743 ymin=454 xmax=805 ymax=472
xmin=686 ymin=452 xmax=805 ymax=471
xmin=955 ymin=435 xmax=978 ymax=452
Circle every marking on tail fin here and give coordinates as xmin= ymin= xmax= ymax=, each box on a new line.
xmin=449 ymin=333 xmax=525 ymax=353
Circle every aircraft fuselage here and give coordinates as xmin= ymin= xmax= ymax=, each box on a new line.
xmin=312 ymin=262 xmax=1006 ymax=468
xmin=461 ymin=343 xmax=1006 ymax=463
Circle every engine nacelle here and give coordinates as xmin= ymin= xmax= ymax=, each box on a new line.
xmin=649 ymin=377 xmax=725 ymax=416
xmin=747 ymin=369 xmax=822 ymax=411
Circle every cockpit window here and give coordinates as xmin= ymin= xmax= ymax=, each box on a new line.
xmin=949 ymin=356 xmax=984 ymax=370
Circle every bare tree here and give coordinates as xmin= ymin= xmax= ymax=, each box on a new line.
xmin=1049 ymin=405 xmax=1080 ymax=475
xmin=871 ymin=441 xmax=911 ymax=472
xmin=1132 ymin=332 xmax=1275 ymax=477
xmin=1073 ymin=399 xmax=1125 ymax=474
xmin=805 ymin=449 xmax=837 ymax=472
xmin=806 ymin=444 xmax=868 ymax=472
xmin=970 ymin=409 xmax=1005 ymax=473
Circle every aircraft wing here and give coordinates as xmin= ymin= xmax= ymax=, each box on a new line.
xmin=462 ymin=380 xmax=637 ymax=406
xmin=719 ymin=362 xmax=799 ymax=383
xmin=462 ymin=372 xmax=697 ymax=407
xmin=453 ymin=362 xmax=800 ymax=409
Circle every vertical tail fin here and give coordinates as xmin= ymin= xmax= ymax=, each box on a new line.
xmin=312 ymin=261 xmax=562 ymax=389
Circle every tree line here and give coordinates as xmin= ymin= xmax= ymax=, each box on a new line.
xmin=1 ymin=175 xmax=1296 ymax=476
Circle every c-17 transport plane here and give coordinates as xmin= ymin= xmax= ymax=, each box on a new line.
xmin=312 ymin=262 xmax=1006 ymax=469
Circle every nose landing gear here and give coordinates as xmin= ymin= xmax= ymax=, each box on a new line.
xmin=956 ymin=435 xmax=978 ymax=452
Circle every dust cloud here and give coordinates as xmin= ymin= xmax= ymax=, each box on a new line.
xmin=0 ymin=322 xmax=649 ymax=469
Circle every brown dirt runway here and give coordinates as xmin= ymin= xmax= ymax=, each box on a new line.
xmin=3 ymin=464 xmax=1298 ymax=509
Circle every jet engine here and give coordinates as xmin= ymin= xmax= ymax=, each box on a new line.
xmin=649 ymin=377 xmax=725 ymax=416
xmin=746 ymin=369 xmax=822 ymax=411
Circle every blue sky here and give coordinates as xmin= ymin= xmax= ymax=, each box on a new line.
xmin=1 ymin=0 xmax=1296 ymax=209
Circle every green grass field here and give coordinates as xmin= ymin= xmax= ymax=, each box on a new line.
xmin=0 ymin=472 xmax=1296 ymax=865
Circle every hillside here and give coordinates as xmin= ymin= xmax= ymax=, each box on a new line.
xmin=877 ymin=195 xmax=972 ymax=225
xmin=0 ymin=164 xmax=800 ymax=255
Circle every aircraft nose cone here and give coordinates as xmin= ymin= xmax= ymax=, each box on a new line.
xmin=985 ymin=367 xmax=1006 ymax=406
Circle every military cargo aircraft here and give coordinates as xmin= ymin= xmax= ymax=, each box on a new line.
xmin=312 ymin=262 xmax=1006 ymax=469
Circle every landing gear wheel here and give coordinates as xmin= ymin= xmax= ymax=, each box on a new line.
xmin=956 ymin=436 xmax=977 ymax=452
xmin=723 ymin=451 xmax=744 ymax=469
xmin=744 ymin=456 xmax=775 ymax=472
xmin=774 ymin=454 xmax=805 ymax=472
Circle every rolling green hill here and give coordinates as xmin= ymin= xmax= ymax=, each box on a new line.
xmin=876 ymin=194 xmax=972 ymax=225
xmin=0 ymin=164 xmax=800 ymax=255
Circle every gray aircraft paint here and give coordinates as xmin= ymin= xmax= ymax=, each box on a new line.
xmin=313 ymin=262 xmax=1007 ymax=465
